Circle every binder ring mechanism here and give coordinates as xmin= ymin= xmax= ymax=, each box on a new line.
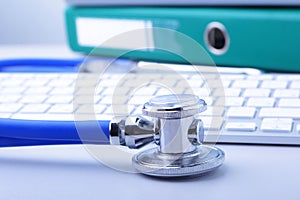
xmin=110 ymin=94 xmax=225 ymax=177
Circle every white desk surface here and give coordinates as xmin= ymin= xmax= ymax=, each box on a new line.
xmin=1 ymin=144 xmax=300 ymax=200
xmin=0 ymin=46 xmax=299 ymax=200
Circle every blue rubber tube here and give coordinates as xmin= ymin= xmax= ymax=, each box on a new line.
xmin=0 ymin=58 xmax=84 ymax=72
xmin=0 ymin=119 xmax=110 ymax=147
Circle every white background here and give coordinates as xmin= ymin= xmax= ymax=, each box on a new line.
xmin=0 ymin=0 xmax=66 ymax=44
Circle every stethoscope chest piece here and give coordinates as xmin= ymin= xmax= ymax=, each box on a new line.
xmin=133 ymin=145 xmax=224 ymax=177
xmin=110 ymin=94 xmax=225 ymax=177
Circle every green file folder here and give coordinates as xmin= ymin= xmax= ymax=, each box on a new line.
xmin=66 ymin=7 xmax=300 ymax=72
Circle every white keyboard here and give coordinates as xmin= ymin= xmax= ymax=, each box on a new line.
xmin=1 ymin=64 xmax=300 ymax=145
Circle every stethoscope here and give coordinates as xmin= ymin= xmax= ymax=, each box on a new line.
xmin=0 ymin=58 xmax=225 ymax=177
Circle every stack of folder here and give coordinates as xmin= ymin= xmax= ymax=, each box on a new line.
xmin=65 ymin=1 xmax=300 ymax=72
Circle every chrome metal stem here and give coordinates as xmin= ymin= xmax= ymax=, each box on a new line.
xmin=159 ymin=117 xmax=195 ymax=154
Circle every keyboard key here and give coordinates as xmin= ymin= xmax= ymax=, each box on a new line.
xmin=225 ymin=122 xmax=257 ymax=131
xmin=197 ymin=74 xmax=217 ymax=80
xmin=23 ymin=79 xmax=49 ymax=87
xmin=260 ymin=80 xmax=288 ymax=89
xmin=227 ymin=107 xmax=256 ymax=118
xmin=278 ymin=99 xmax=300 ymax=107
xmin=261 ymin=118 xmax=293 ymax=132
xmin=220 ymin=74 xmax=245 ymax=80
xmin=24 ymin=87 xmax=52 ymax=94
xmin=29 ymin=73 xmax=59 ymax=78
xmin=47 ymin=79 xmax=74 ymax=87
xmin=97 ymin=79 xmax=120 ymax=87
xmin=222 ymin=80 xmax=232 ymax=88
xmin=76 ymin=80 xmax=99 ymax=87
xmin=100 ymin=87 xmax=130 ymax=96
xmin=290 ymin=81 xmax=300 ymax=89
xmin=76 ymin=104 xmax=107 ymax=114
xmin=276 ymin=75 xmax=300 ymax=80
xmin=199 ymin=107 xmax=224 ymax=116
xmin=128 ymin=96 xmax=153 ymax=106
xmin=155 ymin=79 xmax=178 ymax=87
xmin=177 ymin=79 xmax=203 ymax=88
xmin=231 ymin=80 xmax=259 ymax=88
xmin=105 ymin=104 xmax=136 ymax=115
xmin=0 ymin=74 xmax=10 ymax=80
xmin=0 ymin=87 xmax=27 ymax=94
xmin=46 ymin=95 xmax=73 ymax=104
xmin=0 ymin=79 xmax=24 ymax=87
xmin=47 ymin=104 xmax=76 ymax=113
xmin=259 ymin=108 xmax=300 ymax=119
xmin=179 ymin=73 xmax=191 ymax=80
xmin=243 ymin=89 xmax=270 ymax=97
xmin=246 ymin=97 xmax=275 ymax=107
xmin=189 ymin=88 xmax=211 ymax=97
xmin=99 ymin=96 xmax=128 ymax=105
xmin=155 ymin=87 xmax=186 ymax=96
xmin=0 ymin=103 xmax=23 ymax=113
xmin=19 ymin=95 xmax=48 ymax=103
xmin=0 ymin=113 xmax=11 ymax=118
xmin=19 ymin=104 xmax=51 ymax=113
xmin=123 ymin=78 xmax=151 ymax=87
xmin=203 ymin=80 xmax=231 ymax=88
xmin=58 ymin=74 xmax=78 ymax=79
xmin=214 ymin=88 xmax=241 ymax=97
xmin=247 ymin=75 xmax=273 ymax=80
xmin=215 ymin=97 xmax=244 ymax=106
xmin=73 ymin=95 xmax=102 ymax=104
xmin=199 ymin=116 xmax=224 ymax=130
xmin=187 ymin=77 xmax=205 ymax=87
xmin=0 ymin=95 xmax=21 ymax=103
xmin=77 ymin=73 xmax=101 ymax=80
xmin=76 ymin=87 xmax=97 ymax=95
xmin=130 ymin=87 xmax=158 ymax=96
xmin=101 ymin=74 xmax=121 ymax=80
xmin=123 ymin=74 xmax=144 ymax=80
xmin=50 ymin=87 xmax=75 ymax=95
xmin=273 ymin=89 xmax=299 ymax=98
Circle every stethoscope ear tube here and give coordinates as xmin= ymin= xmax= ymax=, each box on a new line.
xmin=0 ymin=119 xmax=110 ymax=147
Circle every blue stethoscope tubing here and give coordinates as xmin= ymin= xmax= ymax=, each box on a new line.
xmin=0 ymin=119 xmax=110 ymax=147
xmin=0 ymin=58 xmax=111 ymax=147
xmin=0 ymin=58 xmax=84 ymax=72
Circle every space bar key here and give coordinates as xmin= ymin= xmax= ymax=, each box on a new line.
xmin=259 ymin=108 xmax=300 ymax=119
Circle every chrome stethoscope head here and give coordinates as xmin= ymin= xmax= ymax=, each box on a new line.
xmin=110 ymin=94 xmax=225 ymax=177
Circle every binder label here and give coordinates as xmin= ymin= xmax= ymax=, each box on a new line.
xmin=76 ymin=17 xmax=154 ymax=50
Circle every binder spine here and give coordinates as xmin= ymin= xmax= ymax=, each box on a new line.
xmin=66 ymin=7 xmax=300 ymax=72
